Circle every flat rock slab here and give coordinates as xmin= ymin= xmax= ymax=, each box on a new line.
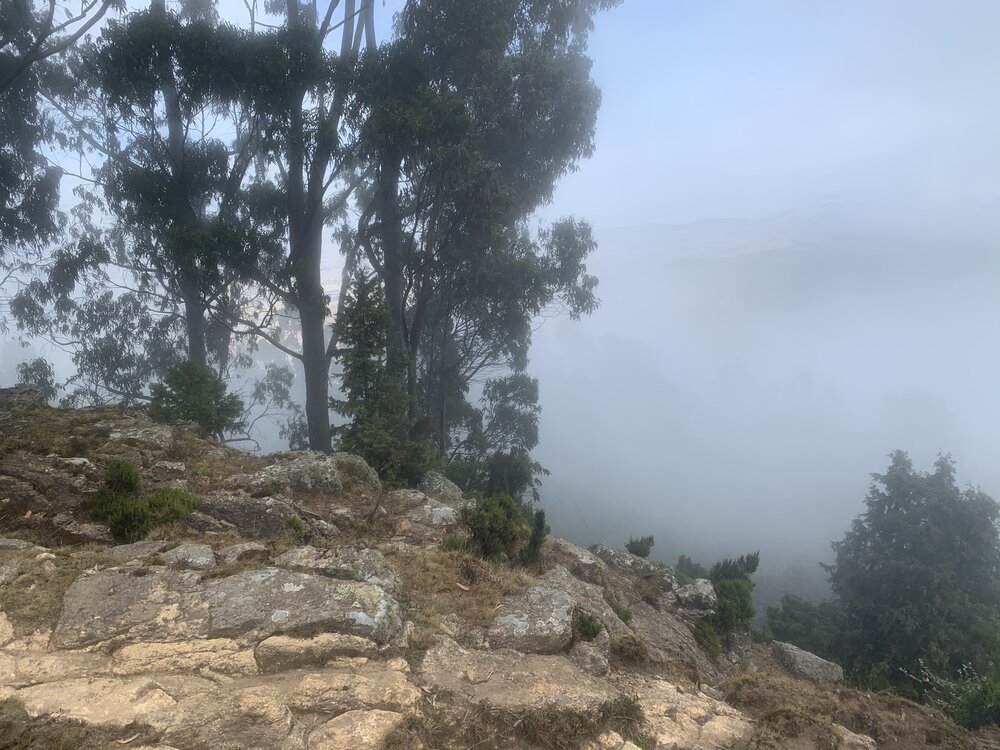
xmin=420 ymin=638 xmax=614 ymax=712
xmin=203 ymin=568 xmax=403 ymax=645
xmin=53 ymin=568 xmax=209 ymax=649
xmin=217 ymin=542 xmax=269 ymax=564
xmin=638 ymin=679 xmax=752 ymax=749
xmin=160 ymin=543 xmax=216 ymax=570
xmin=288 ymin=667 xmax=420 ymax=714
xmin=17 ymin=676 xmax=181 ymax=726
xmin=107 ymin=540 xmax=168 ymax=563
xmin=309 ymin=709 xmax=403 ymax=750
xmin=274 ymin=545 xmax=400 ymax=592
xmin=254 ymin=633 xmax=379 ymax=673
xmin=772 ymin=641 xmax=844 ymax=683
xmin=488 ymin=585 xmax=574 ymax=653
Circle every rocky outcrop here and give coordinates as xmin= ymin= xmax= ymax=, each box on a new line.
xmin=675 ymin=578 xmax=718 ymax=610
xmin=160 ymin=543 xmax=216 ymax=570
xmin=771 ymin=641 xmax=844 ymax=683
xmin=274 ymin=545 xmax=401 ymax=592
xmin=418 ymin=471 xmax=465 ymax=506
xmin=203 ymin=568 xmax=403 ymax=644
xmin=637 ymin=679 xmax=752 ymax=749
xmin=239 ymin=451 xmax=344 ymax=494
xmin=488 ymin=584 xmax=574 ymax=653
xmin=308 ymin=709 xmax=404 ymax=750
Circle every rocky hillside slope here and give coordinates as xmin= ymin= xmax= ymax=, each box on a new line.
xmin=0 ymin=385 xmax=995 ymax=750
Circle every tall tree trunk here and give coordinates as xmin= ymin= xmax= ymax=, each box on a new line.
xmin=183 ymin=295 xmax=207 ymax=367
xmin=376 ymin=151 xmax=410 ymax=409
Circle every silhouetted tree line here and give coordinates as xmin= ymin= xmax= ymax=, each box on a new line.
xmin=1 ymin=0 xmax=620 ymax=494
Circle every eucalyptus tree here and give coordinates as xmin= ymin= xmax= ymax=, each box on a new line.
xmin=342 ymin=0 xmax=616 ymax=481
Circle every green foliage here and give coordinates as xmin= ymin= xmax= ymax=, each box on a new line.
xmin=84 ymin=463 xmax=199 ymax=542
xmin=694 ymin=620 xmax=723 ymax=659
xmin=149 ymin=361 xmax=244 ymax=437
xmin=285 ymin=514 xmax=306 ymax=544
xmin=461 ymin=493 xmax=529 ymax=561
xmin=66 ymin=435 xmax=91 ymax=457
xmin=607 ymin=593 xmax=633 ymax=625
xmin=915 ymin=663 xmax=1000 ymax=730
xmin=15 ymin=358 xmax=57 ymax=402
xmin=828 ymin=452 xmax=1000 ymax=694
xmin=610 ymin=631 xmax=649 ymax=662
xmin=440 ymin=532 xmax=469 ymax=552
xmin=104 ymin=459 xmax=140 ymax=494
xmin=707 ymin=550 xmax=759 ymax=632
xmin=675 ymin=554 xmax=708 ymax=585
xmin=766 ymin=595 xmax=845 ymax=664
xmin=519 ymin=509 xmax=549 ymax=564
xmin=625 ymin=534 xmax=654 ymax=558
xmin=598 ymin=695 xmax=653 ymax=749
xmin=574 ymin=610 xmax=603 ymax=641
xmin=332 ymin=273 xmax=438 ymax=488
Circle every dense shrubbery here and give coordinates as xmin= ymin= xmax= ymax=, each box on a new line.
xmin=681 ymin=550 xmax=759 ymax=659
xmin=149 ymin=362 xmax=244 ymax=437
xmin=461 ymin=493 xmax=548 ymax=564
xmin=768 ymin=453 xmax=1000 ymax=708
xmin=625 ymin=534 xmax=654 ymax=558
xmin=914 ymin=663 xmax=1000 ymax=730
xmin=574 ymin=611 xmax=603 ymax=641
xmin=83 ymin=460 xmax=200 ymax=542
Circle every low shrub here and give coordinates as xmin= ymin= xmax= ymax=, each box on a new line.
xmin=519 ymin=508 xmax=549 ymax=564
xmin=598 ymin=695 xmax=654 ymax=749
xmin=625 ymin=534 xmax=654 ymax=558
xmin=105 ymin=459 xmax=140 ymax=495
xmin=611 ymin=631 xmax=649 ymax=662
xmin=919 ymin=663 xmax=1000 ymax=729
xmin=440 ymin=532 xmax=470 ymax=552
xmin=574 ymin=610 xmax=604 ymax=641
xmin=607 ymin=593 xmax=633 ymax=625
xmin=462 ymin=493 xmax=529 ymax=560
xmin=694 ymin=620 xmax=723 ymax=658
xmin=86 ymin=485 xmax=200 ymax=543
xmin=66 ymin=435 xmax=90 ymax=457
xmin=286 ymin=514 xmax=307 ymax=543
xmin=149 ymin=361 xmax=244 ymax=437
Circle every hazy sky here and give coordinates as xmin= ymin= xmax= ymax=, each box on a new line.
xmin=5 ymin=1 xmax=1000 ymax=590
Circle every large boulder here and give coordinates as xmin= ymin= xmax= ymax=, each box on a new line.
xmin=541 ymin=538 xmax=608 ymax=586
xmin=330 ymin=452 xmax=381 ymax=490
xmin=203 ymin=568 xmax=404 ymax=645
xmin=488 ymin=585 xmax=574 ymax=653
xmin=589 ymin=543 xmax=677 ymax=593
xmin=193 ymin=490 xmax=335 ymax=540
xmin=418 ymin=471 xmax=465 ymax=506
xmin=160 ymin=543 xmax=216 ymax=570
xmin=771 ymin=641 xmax=844 ymax=683
xmin=242 ymin=452 xmax=344 ymax=494
xmin=675 ymin=578 xmax=718 ymax=610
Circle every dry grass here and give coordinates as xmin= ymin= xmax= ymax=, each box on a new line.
xmin=383 ymin=546 xmax=533 ymax=631
xmin=0 ymin=697 xmax=160 ymax=749
xmin=0 ymin=546 xmax=108 ymax=637
xmin=723 ymin=668 xmax=981 ymax=750
xmin=0 ymin=404 xmax=122 ymax=459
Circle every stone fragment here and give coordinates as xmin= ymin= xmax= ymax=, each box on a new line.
xmin=160 ymin=543 xmax=216 ymax=570
xmin=307 ymin=709 xmax=403 ymax=750
xmin=771 ymin=641 xmax=844 ymax=683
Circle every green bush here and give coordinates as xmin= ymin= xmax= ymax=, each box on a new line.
xmin=105 ymin=459 xmax=140 ymax=494
xmin=84 ymin=464 xmax=200 ymax=542
xmin=625 ymin=534 xmax=654 ymax=558
xmin=713 ymin=578 xmax=756 ymax=631
xmin=610 ymin=631 xmax=649 ymax=662
xmin=519 ymin=509 xmax=549 ymax=564
xmin=919 ymin=663 xmax=1000 ymax=729
xmin=286 ymin=514 xmax=307 ymax=543
xmin=462 ymin=493 xmax=529 ymax=560
xmin=598 ymin=695 xmax=653 ymax=749
xmin=440 ymin=532 xmax=470 ymax=552
xmin=694 ymin=620 xmax=723 ymax=659
xmin=676 ymin=554 xmax=707 ymax=584
xmin=149 ymin=361 xmax=244 ymax=436
xmin=607 ymin=593 xmax=633 ymax=625
xmin=575 ymin=610 xmax=604 ymax=641
xmin=66 ymin=435 xmax=90 ymax=457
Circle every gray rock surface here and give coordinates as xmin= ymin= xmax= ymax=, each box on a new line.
xmin=273 ymin=545 xmax=400 ymax=592
xmin=404 ymin=499 xmax=459 ymax=527
xmin=217 ymin=542 xmax=269 ymax=564
xmin=771 ymin=641 xmax=844 ymax=683
xmin=542 ymin=538 xmax=608 ymax=585
xmin=160 ymin=543 xmax=216 ymax=570
xmin=107 ymin=540 xmax=168 ymax=563
xmin=330 ymin=452 xmax=381 ymax=490
xmin=245 ymin=452 xmax=344 ymax=494
xmin=203 ymin=568 xmax=403 ymax=645
xmin=417 ymin=471 xmax=465 ymax=506
xmin=569 ymin=626 xmax=611 ymax=676
xmin=488 ymin=585 xmax=574 ymax=653
xmin=675 ymin=578 xmax=718 ymax=610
